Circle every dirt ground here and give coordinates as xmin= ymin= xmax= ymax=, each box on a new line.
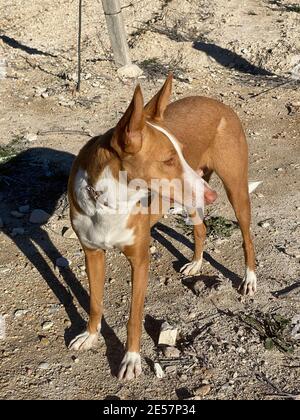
xmin=0 ymin=0 xmax=299 ymax=400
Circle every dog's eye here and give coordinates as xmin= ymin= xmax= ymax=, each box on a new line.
xmin=163 ymin=157 xmax=175 ymax=166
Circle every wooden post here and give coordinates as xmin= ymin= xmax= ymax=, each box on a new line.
xmin=101 ymin=0 xmax=132 ymax=67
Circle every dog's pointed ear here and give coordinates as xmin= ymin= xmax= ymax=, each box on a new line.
xmin=144 ymin=73 xmax=173 ymax=121
xmin=112 ymin=84 xmax=145 ymax=154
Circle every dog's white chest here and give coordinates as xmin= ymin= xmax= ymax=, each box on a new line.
xmin=72 ymin=168 xmax=135 ymax=250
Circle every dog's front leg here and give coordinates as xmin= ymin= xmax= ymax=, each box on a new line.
xmin=69 ymin=247 xmax=105 ymax=350
xmin=118 ymin=244 xmax=149 ymax=381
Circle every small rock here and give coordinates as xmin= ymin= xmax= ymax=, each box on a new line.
xmin=290 ymin=101 xmax=300 ymax=108
xmin=117 ymin=64 xmax=143 ymax=79
xmin=58 ymin=97 xmax=75 ymax=107
xmin=193 ymin=280 xmax=205 ymax=296
xmin=72 ymin=356 xmax=79 ymax=364
xmin=34 ymin=87 xmax=47 ymax=97
xmin=11 ymin=211 xmax=24 ymax=218
xmin=194 ymin=385 xmax=211 ymax=397
xmin=62 ymin=227 xmax=77 ymax=239
xmin=38 ymin=362 xmax=50 ymax=370
xmin=14 ymin=309 xmax=28 ymax=318
xmin=64 ymin=319 xmax=72 ymax=328
xmin=12 ymin=227 xmax=25 ymax=236
xmin=84 ymin=72 xmax=92 ymax=80
xmin=165 ymin=365 xmax=177 ymax=375
xmin=66 ymin=72 xmax=77 ymax=82
xmin=56 ymin=257 xmax=70 ymax=268
xmin=258 ymin=218 xmax=274 ymax=228
xmin=19 ymin=205 xmax=30 ymax=214
xmin=159 ymin=276 xmax=166 ymax=285
xmin=248 ymin=180 xmax=263 ymax=193
xmin=261 ymin=221 xmax=270 ymax=228
xmin=39 ymin=336 xmax=50 ymax=346
xmin=23 ymin=133 xmax=37 ymax=142
xmin=150 ymin=246 xmax=157 ymax=254
xmin=42 ymin=321 xmax=53 ymax=331
xmin=29 ymin=209 xmax=50 ymax=224
xmin=154 ymin=362 xmax=165 ymax=378
xmin=41 ymin=91 xmax=49 ymax=99
xmin=163 ymin=346 xmax=181 ymax=358
xmin=158 ymin=322 xmax=178 ymax=346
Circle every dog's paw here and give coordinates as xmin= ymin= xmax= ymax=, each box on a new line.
xmin=118 ymin=352 xmax=142 ymax=381
xmin=68 ymin=331 xmax=98 ymax=351
xmin=239 ymin=269 xmax=257 ymax=296
xmin=180 ymin=258 xmax=203 ymax=276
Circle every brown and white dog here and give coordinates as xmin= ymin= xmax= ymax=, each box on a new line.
xmin=67 ymin=74 xmax=257 ymax=380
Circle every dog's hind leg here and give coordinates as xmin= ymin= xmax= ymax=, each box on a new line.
xmin=224 ymin=180 xmax=256 ymax=295
xmin=213 ymin=132 xmax=256 ymax=296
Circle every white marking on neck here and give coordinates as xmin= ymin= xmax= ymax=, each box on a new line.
xmin=73 ymin=167 xmax=138 ymax=250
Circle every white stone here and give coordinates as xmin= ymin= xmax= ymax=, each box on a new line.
xmin=24 ymin=133 xmax=38 ymax=142
xmin=154 ymin=362 xmax=165 ymax=378
xmin=42 ymin=321 xmax=53 ymax=331
xmin=158 ymin=322 xmax=178 ymax=346
xmin=150 ymin=246 xmax=157 ymax=254
xmin=38 ymin=362 xmax=50 ymax=370
xmin=117 ymin=64 xmax=143 ymax=79
xmin=248 ymin=180 xmax=262 ymax=194
xmin=62 ymin=227 xmax=77 ymax=239
xmin=14 ymin=309 xmax=28 ymax=318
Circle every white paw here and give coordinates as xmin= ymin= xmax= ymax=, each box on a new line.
xmin=68 ymin=331 xmax=98 ymax=351
xmin=239 ymin=269 xmax=257 ymax=296
xmin=180 ymin=257 xmax=203 ymax=276
xmin=118 ymin=352 xmax=142 ymax=381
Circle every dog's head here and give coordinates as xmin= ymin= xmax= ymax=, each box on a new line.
xmin=111 ymin=74 xmax=217 ymax=210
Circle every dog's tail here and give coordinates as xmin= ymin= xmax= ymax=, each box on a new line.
xmin=248 ymin=180 xmax=263 ymax=194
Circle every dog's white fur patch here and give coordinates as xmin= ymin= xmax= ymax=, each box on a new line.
xmin=118 ymin=352 xmax=142 ymax=381
xmin=180 ymin=255 xmax=203 ymax=276
xmin=68 ymin=331 xmax=98 ymax=351
xmin=73 ymin=167 xmax=142 ymax=250
xmin=240 ymin=268 xmax=257 ymax=296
